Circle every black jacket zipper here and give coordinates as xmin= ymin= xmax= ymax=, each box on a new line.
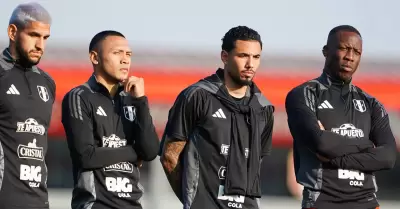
xmin=24 ymin=70 xmax=33 ymax=95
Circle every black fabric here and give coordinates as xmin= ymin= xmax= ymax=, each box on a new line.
xmin=0 ymin=48 xmax=55 ymax=208
xmin=197 ymin=69 xmax=264 ymax=197
xmin=61 ymin=74 xmax=160 ymax=209
xmin=286 ymin=72 xmax=396 ymax=209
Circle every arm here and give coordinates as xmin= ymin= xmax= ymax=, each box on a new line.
xmin=61 ymin=90 xmax=138 ymax=170
xmin=160 ymin=136 xmax=186 ymax=202
xmin=329 ymin=99 xmax=397 ymax=172
xmin=130 ymin=96 xmax=160 ymax=161
xmin=285 ymin=86 xmax=374 ymax=158
xmin=159 ymin=87 xmax=203 ymax=202
xmin=261 ymin=106 xmax=274 ymax=157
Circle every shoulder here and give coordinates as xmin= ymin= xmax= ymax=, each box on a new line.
xmin=36 ymin=67 xmax=56 ymax=90
xmin=353 ymin=85 xmax=387 ymax=112
xmin=62 ymin=84 xmax=93 ymax=106
xmin=286 ymin=78 xmax=320 ymax=100
xmin=175 ymin=84 xmax=209 ymax=103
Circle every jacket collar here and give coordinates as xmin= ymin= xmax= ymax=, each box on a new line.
xmin=1 ymin=48 xmax=40 ymax=72
xmin=87 ymin=73 xmax=125 ymax=96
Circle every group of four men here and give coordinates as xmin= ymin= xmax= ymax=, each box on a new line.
xmin=0 ymin=2 xmax=397 ymax=209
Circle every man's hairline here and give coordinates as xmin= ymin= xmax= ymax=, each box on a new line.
xmin=91 ymin=35 xmax=129 ymax=54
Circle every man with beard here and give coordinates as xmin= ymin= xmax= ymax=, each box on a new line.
xmin=159 ymin=26 xmax=275 ymax=209
xmin=0 ymin=3 xmax=55 ymax=209
xmin=285 ymin=25 xmax=397 ymax=209
xmin=61 ymin=30 xmax=160 ymax=209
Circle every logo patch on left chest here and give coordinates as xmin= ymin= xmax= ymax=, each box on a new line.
xmin=353 ymin=99 xmax=366 ymax=113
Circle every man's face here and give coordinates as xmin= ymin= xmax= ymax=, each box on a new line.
xmin=97 ymin=36 xmax=132 ymax=82
xmin=222 ymin=40 xmax=262 ymax=86
xmin=325 ymin=31 xmax=363 ymax=82
xmin=13 ymin=21 xmax=50 ymax=66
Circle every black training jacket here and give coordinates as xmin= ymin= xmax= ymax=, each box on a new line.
xmin=61 ymin=74 xmax=159 ymax=209
xmin=161 ymin=69 xmax=274 ymax=209
xmin=285 ymin=72 xmax=397 ymax=209
xmin=0 ymin=48 xmax=56 ymax=208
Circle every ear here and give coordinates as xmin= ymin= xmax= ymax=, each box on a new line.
xmin=322 ymin=45 xmax=328 ymax=58
xmin=89 ymin=51 xmax=99 ymax=65
xmin=220 ymin=50 xmax=229 ymax=65
xmin=8 ymin=24 xmax=18 ymax=42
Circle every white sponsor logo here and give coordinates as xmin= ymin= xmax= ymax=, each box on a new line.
xmin=331 ymin=123 xmax=364 ymax=138
xmin=220 ymin=144 xmax=249 ymax=158
xmin=218 ymin=166 xmax=226 ymax=180
xmin=20 ymin=164 xmax=41 ymax=188
xmin=353 ymin=99 xmax=367 ymax=113
xmin=37 ymin=85 xmax=49 ymax=102
xmin=221 ymin=144 xmax=230 ymax=155
xmin=123 ymin=106 xmax=136 ymax=122
xmin=17 ymin=139 xmax=44 ymax=161
xmin=338 ymin=169 xmax=365 ymax=187
xmin=16 ymin=118 xmax=45 ymax=135
xmin=217 ymin=185 xmax=244 ymax=208
xmin=102 ymin=134 xmax=127 ymax=148
xmin=104 ymin=162 xmax=134 ymax=173
xmin=105 ymin=177 xmax=132 ymax=198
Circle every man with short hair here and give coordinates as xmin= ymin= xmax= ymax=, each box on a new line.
xmin=62 ymin=30 xmax=160 ymax=209
xmin=286 ymin=25 xmax=397 ymax=209
xmin=0 ymin=2 xmax=55 ymax=208
xmin=160 ymin=26 xmax=274 ymax=209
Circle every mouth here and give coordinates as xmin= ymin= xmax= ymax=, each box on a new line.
xmin=30 ymin=51 xmax=42 ymax=57
xmin=120 ymin=68 xmax=129 ymax=73
xmin=340 ymin=65 xmax=353 ymax=72
xmin=241 ymin=70 xmax=254 ymax=77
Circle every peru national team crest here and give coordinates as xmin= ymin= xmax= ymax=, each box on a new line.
xmin=37 ymin=86 xmax=49 ymax=102
xmin=353 ymin=99 xmax=366 ymax=113
xmin=123 ymin=106 xmax=136 ymax=122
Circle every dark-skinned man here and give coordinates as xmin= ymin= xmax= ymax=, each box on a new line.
xmin=285 ymin=25 xmax=397 ymax=209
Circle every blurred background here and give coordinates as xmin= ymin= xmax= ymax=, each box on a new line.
xmin=1 ymin=0 xmax=400 ymax=208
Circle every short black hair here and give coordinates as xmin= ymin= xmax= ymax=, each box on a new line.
xmin=221 ymin=26 xmax=262 ymax=52
xmin=89 ymin=30 xmax=125 ymax=52
xmin=327 ymin=25 xmax=362 ymax=44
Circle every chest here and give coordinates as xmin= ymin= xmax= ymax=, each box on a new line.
xmin=316 ymin=90 xmax=371 ymax=139
xmin=198 ymin=96 xmax=267 ymax=153
xmin=89 ymin=94 xmax=137 ymax=146
xmin=0 ymin=70 xmax=54 ymax=126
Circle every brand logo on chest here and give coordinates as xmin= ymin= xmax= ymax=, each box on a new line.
xmin=353 ymin=99 xmax=367 ymax=113
xmin=37 ymin=86 xmax=49 ymax=102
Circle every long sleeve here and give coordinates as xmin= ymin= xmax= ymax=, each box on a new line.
xmin=261 ymin=106 xmax=274 ymax=157
xmin=61 ymin=90 xmax=138 ymax=170
xmin=329 ymin=98 xmax=397 ymax=172
xmin=285 ymin=86 xmax=374 ymax=159
xmin=129 ymin=96 xmax=160 ymax=161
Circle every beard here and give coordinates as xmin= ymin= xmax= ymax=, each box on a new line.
xmin=15 ymin=41 xmax=41 ymax=67
xmin=228 ymin=70 xmax=253 ymax=86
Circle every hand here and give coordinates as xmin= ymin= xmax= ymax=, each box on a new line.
xmin=316 ymin=153 xmax=330 ymax=162
xmin=318 ymin=120 xmax=325 ymax=130
xmin=135 ymin=159 xmax=143 ymax=168
xmin=123 ymin=76 xmax=145 ymax=98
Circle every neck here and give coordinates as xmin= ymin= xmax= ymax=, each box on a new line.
xmin=223 ymin=70 xmax=247 ymax=98
xmin=323 ymin=68 xmax=351 ymax=85
xmin=8 ymin=44 xmax=18 ymax=60
xmin=94 ymin=71 xmax=119 ymax=97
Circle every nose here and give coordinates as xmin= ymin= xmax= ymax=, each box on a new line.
xmin=121 ymin=53 xmax=130 ymax=64
xmin=35 ymin=38 xmax=45 ymax=51
xmin=344 ymin=50 xmax=354 ymax=62
xmin=246 ymin=57 xmax=254 ymax=69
